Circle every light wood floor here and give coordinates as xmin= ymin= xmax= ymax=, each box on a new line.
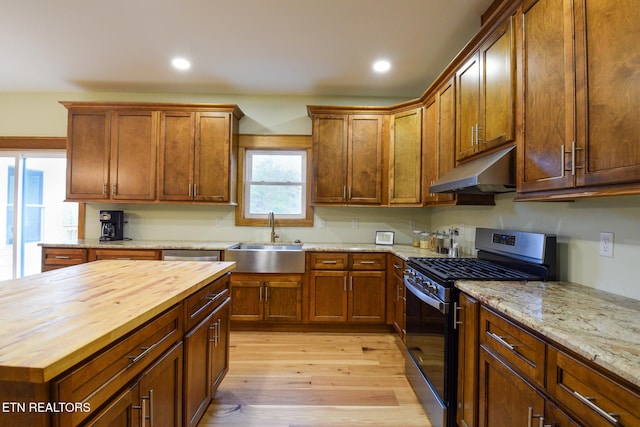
xmin=198 ymin=331 xmax=432 ymax=427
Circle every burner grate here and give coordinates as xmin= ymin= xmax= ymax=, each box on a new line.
xmin=409 ymin=257 xmax=541 ymax=281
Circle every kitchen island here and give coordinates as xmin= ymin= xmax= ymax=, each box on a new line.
xmin=0 ymin=259 xmax=234 ymax=426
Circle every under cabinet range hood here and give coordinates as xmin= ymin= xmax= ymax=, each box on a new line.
xmin=429 ymin=145 xmax=516 ymax=194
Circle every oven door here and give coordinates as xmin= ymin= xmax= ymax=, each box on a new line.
xmin=404 ymin=276 xmax=456 ymax=427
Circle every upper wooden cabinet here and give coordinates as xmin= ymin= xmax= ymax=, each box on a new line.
xmin=389 ymin=107 xmax=423 ymax=205
xmin=308 ymin=107 xmax=384 ymax=205
xmin=159 ymin=110 xmax=240 ymax=203
xmin=62 ymin=102 xmax=243 ymax=204
xmin=65 ymin=108 xmax=156 ymax=201
xmin=517 ymin=0 xmax=640 ymax=199
xmin=456 ymin=16 xmax=515 ymax=161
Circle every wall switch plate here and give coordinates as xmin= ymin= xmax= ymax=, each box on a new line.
xmin=599 ymin=232 xmax=614 ymax=257
xmin=215 ymin=217 xmax=223 ymax=227
xmin=318 ymin=218 xmax=326 ymax=228
xmin=352 ymin=219 xmax=359 ymax=229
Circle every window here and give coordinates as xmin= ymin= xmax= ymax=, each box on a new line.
xmin=1 ymin=151 xmax=77 ymax=279
xmin=244 ymin=150 xmax=306 ymax=219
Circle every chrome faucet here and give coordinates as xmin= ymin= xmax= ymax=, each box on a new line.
xmin=268 ymin=212 xmax=279 ymax=243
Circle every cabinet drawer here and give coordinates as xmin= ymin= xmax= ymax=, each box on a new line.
xmin=53 ymin=304 xmax=183 ymax=426
xmin=350 ymin=253 xmax=386 ymax=270
xmin=184 ymin=274 xmax=230 ymax=330
xmin=88 ymin=248 xmax=162 ymax=261
xmin=480 ymin=306 xmax=545 ymax=387
xmin=42 ymin=248 xmax=87 ymax=270
xmin=309 ymin=252 xmax=348 ymax=270
xmin=548 ymin=346 xmax=640 ymax=426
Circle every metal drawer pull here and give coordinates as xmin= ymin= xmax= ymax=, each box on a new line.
xmin=358 ymin=261 xmax=376 ymax=265
xmin=128 ymin=342 xmax=158 ymax=365
xmin=453 ymin=302 xmax=462 ymax=330
xmin=141 ymin=389 xmax=154 ymax=426
xmin=322 ymin=260 xmax=338 ymax=264
xmin=487 ymin=331 xmax=516 ymax=351
xmin=573 ymin=390 xmax=621 ymax=425
xmin=54 ymin=255 xmax=71 ymax=259
xmin=393 ymin=263 xmax=402 ymax=270
xmin=527 ymin=407 xmax=545 ymax=427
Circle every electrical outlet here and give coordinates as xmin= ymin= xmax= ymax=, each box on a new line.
xmin=352 ymin=219 xmax=359 ymax=229
xmin=599 ymin=232 xmax=614 ymax=258
xmin=410 ymin=220 xmax=416 ymax=230
xmin=318 ymin=217 xmax=326 ymax=228
xmin=215 ymin=217 xmax=223 ymax=227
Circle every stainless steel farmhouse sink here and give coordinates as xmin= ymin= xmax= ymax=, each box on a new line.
xmin=225 ymin=243 xmax=305 ymax=273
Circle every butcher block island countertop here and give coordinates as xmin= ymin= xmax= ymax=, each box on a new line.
xmin=0 ymin=260 xmax=234 ymax=384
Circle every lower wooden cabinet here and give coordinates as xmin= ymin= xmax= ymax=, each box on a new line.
xmin=461 ymin=292 xmax=639 ymax=427
xmin=88 ymin=248 xmax=162 ymax=261
xmin=230 ymin=273 xmax=303 ymax=323
xmin=41 ymin=247 xmax=87 ymax=271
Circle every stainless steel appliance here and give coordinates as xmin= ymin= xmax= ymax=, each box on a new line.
xmin=403 ymin=228 xmax=557 ymax=427
xmin=161 ymin=249 xmax=221 ymax=261
xmin=99 ymin=210 xmax=124 ymax=241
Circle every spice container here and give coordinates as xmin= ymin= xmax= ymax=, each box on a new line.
xmin=412 ymin=230 xmax=422 ymax=247
xmin=420 ymin=231 xmax=430 ymax=249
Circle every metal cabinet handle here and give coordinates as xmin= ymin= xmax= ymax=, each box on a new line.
xmin=476 ymin=124 xmax=483 ymax=144
xmin=487 ymin=330 xmax=516 ymax=351
xmin=322 ymin=260 xmax=338 ymax=264
xmin=471 ymin=125 xmax=475 ymax=146
xmin=573 ymin=390 xmax=621 ymax=425
xmin=358 ymin=261 xmax=376 ymax=265
xmin=112 ymin=183 xmax=117 ymax=196
xmin=453 ymin=302 xmax=462 ymax=330
xmin=127 ymin=343 xmax=158 ymax=365
xmin=527 ymin=407 xmax=544 ymax=427
xmin=141 ymin=389 xmax=153 ymax=426
xmin=54 ymin=255 xmax=70 ymax=259
xmin=393 ymin=263 xmax=402 ymax=270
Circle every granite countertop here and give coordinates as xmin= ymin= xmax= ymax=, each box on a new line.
xmin=456 ymin=280 xmax=640 ymax=389
xmin=0 ymin=260 xmax=234 ymax=383
xmin=39 ymin=239 xmax=447 ymax=259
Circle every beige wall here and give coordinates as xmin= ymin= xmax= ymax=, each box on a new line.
xmin=2 ymin=91 xmax=639 ymax=300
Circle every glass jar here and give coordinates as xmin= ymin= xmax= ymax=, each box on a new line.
xmin=420 ymin=231 xmax=430 ymax=249
xmin=412 ymin=230 xmax=422 ymax=247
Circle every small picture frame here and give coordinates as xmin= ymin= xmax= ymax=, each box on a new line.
xmin=375 ymin=231 xmax=395 ymax=246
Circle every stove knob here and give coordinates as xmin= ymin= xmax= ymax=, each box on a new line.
xmin=426 ymin=283 xmax=437 ymax=294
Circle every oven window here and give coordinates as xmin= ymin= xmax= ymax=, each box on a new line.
xmin=405 ymin=288 xmax=447 ymax=401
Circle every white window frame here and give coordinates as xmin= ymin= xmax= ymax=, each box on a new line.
xmin=243 ymin=149 xmax=307 ymax=220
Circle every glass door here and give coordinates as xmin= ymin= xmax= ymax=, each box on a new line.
xmin=0 ymin=152 xmax=77 ymax=280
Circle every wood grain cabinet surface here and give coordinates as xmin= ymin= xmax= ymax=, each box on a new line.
xmin=308 ymin=108 xmax=384 ymax=205
xmin=461 ymin=291 xmax=640 ymax=427
xmin=517 ymin=0 xmax=640 ymax=199
xmin=456 ymin=16 xmax=515 ymax=162
xmin=62 ymin=102 xmax=243 ymax=204
xmin=308 ymin=252 xmax=386 ymax=324
xmin=389 ymin=107 xmax=423 ymax=205
xmin=230 ymin=273 xmax=303 ymax=323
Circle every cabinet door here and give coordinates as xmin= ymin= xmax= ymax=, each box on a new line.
xmin=312 ymin=114 xmax=348 ymax=203
xmin=456 ymin=53 xmax=481 ymax=161
xmin=210 ymin=298 xmax=231 ymax=392
xmin=391 ymin=257 xmax=406 ymax=339
xmin=480 ymin=17 xmax=515 ymax=151
xmin=110 ymin=110 xmax=157 ymax=200
xmin=230 ymin=280 xmax=263 ymax=321
xmin=389 ymin=108 xmax=422 ymax=204
xmin=138 ymin=342 xmax=183 ymax=427
xmin=348 ymin=271 xmax=385 ymax=323
xmin=66 ymin=109 xmax=111 ymax=200
xmin=265 ymin=281 xmax=302 ymax=322
xmin=183 ymin=312 xmax=214 ymax=427
xmin=577 ymin=0 xmax=640 ymax=187
xmin=423 ymin=95 xmax=439 ymax=204
xmin=88 ymin=249 xmax=162 ymax=261
xmin=309 ymin=270 xmax=348 ymax=322
xmin=436 ymin=79 xmax=457 ymax=203
xmin=456 ymin=293 xmax=479 ymax=427
xmin=478 ymin=346 xmax=545 ymax=427
xmin=41 ymin=247 xmax=87 ymax=272
xmin=159 ymin=111 xmax=195 ymax=201
xmin=194 ymin=112 xmax=232 ymax=202
xmin=347 ymin=115 xmax=383 ymax=204
xmin=84 ymin=386 xmax=138 ymax=427
xmin=517 ymin=0 xmax=577 ymax=192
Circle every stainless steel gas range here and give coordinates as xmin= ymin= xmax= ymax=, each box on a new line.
xmin=403 ymin=228 xmax=557 ymax=427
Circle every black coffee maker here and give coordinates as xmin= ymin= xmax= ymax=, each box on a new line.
xmin=99 ymin=210 xmax=124 ymax=241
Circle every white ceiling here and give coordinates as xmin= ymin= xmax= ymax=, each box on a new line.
xmin=0 ymin=0 xmax=495 ymax=98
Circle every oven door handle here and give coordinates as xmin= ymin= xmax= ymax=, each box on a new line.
xmin=405 ymin=278 xmax=449 ymax=314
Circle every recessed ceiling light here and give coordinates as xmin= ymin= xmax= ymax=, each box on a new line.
xmin=172 ymin=58 xmax=191 ymax=70
xmin=373 ymin=59 xmax=391 ymax=73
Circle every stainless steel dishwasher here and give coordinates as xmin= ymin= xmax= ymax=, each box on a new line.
xmin=161 ymin=249 xmax=221 ymax=261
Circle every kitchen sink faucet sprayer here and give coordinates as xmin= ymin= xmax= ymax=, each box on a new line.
xmin=269 ymin=212 xmax=279 ymax=243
